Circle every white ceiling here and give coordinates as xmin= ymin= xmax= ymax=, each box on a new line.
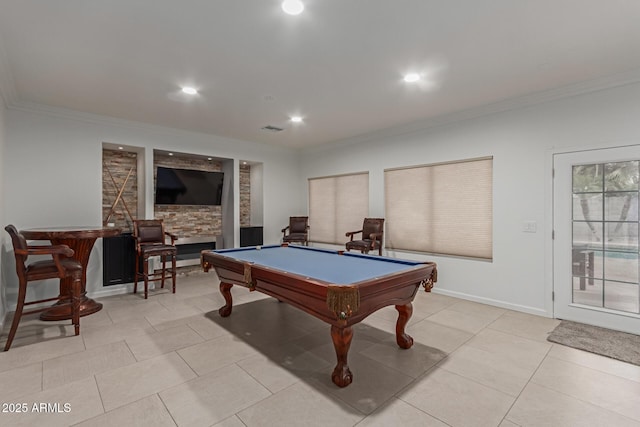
xmin=1 ymin=0 xmax=640 ymax=148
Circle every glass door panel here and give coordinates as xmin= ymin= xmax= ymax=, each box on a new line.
xmin=571 ymin=160 xmax=640 ymax=313
xmin=554 ymin=147 xmax=640 ymax=334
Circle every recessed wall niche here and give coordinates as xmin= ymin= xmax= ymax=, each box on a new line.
xmin=102 ymin=149 xmax=138 ymax=232
xmin=153 ymin=151 xmax=224 ymax=238
xmin=239 ymin=160 xmax=264 ymax=247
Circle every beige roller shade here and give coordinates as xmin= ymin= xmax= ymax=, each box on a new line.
xmin=309 ymin=173 xmax=369 ymax=244
xmin=385 ymin=157 xmax=493 ymax=259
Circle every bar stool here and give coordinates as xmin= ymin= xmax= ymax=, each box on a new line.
xmin=132 ymin=219 xmax=177 ymax=299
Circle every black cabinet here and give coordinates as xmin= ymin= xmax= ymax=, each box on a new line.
xmin=240 ymin=226 xmax=263 ymax=247
xmin=103 ymin=232 xmax=137 ymax=286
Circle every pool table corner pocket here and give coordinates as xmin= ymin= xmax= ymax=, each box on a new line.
xmin=326 ymin=284 xmax=360 ymax=321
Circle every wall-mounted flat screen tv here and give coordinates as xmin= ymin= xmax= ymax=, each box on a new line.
xmin=155 ymin=166 xmax=224 ymax=206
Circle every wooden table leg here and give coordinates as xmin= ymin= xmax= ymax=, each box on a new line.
xmin=40 ymin=237 xmax=103 ymax=321
xmin=219 ymin=282 xmax=234 ymax=317
xmin=330 ymin=325 xmax=354 ymax=387
xmin=395 ymin=303 xmax=414 ymax=349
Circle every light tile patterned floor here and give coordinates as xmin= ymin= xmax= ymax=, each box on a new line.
xmin=1 ymin=272 xmax=640 ymax=426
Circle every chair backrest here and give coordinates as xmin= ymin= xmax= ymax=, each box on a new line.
xmin=133 ymin=220 xmax=166 ymax=244
xmin=289 ymin=216 xmax=309 ymax=233
xmin=4 ymin=224 xmax=29 ymax=278
xmin=362 ymin=218 xmax=385 ymax=240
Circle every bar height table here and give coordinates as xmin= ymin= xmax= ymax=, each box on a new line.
xmin=21 ymin=226 xmax=121 ymax=320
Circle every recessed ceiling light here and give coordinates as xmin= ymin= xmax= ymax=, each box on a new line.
xmin=282 ymin=0 xmax=304 ymax=15
xmin=403 ymin=73 xmax=421 ymax=83
xmin=168 ymin=152 xmax=174 ymax=156
xmin=118 ymin=146 xmax=124 ymax=150
xmin=290 ymin=116 xmax=303 ymax=123
xmin=181 ymin=87 xmax=198 ymax=95
xmin=207 ymin=157 xmax=212 ymax=161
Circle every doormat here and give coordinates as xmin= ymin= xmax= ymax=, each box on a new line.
xmin=547 ymin=320 xmax=640 ymax=366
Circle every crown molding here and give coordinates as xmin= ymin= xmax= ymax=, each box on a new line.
xmin=7 ymin=100 xmax=294 ymax=154
xmin=4 ymin=65 xmax=640 ymax=152
xmin=308 ymin=67 xmax=640 ymax=153
xmin=9 ymin=100 xmax=194 ymax=135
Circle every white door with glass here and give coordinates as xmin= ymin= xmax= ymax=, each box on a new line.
xmin=554 ymin=146 xmax=640 ymax=333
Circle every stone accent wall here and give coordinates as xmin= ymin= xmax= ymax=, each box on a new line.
xmin=240 ymin=164 xmax=251 ymax=227
xmin=102 ymin=150 xmax=138 ymax=233
xmin=103 ymin=151 xmax=251 ymax=244
xmin=154 ymin=153 xmax=222 ymax=238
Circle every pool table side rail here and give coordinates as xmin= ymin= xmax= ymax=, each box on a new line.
xmin=213 ymin=244 xmax=426 ymax=267
xmin=201 ymin=250 xmax=437 ymax=326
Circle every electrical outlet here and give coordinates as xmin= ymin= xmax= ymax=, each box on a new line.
xmin=522 ymin=221 xmax=537 ymax=233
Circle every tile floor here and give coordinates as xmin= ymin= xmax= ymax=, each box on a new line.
xmin=1 ymin=272 xmax=640 ymax=426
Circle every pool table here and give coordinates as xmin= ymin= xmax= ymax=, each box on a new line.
xmin=201 ymin=244 xmax=437 ymax=387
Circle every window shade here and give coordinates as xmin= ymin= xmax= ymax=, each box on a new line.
xmin=309 ymin=173 xmax=369 ymax=244
xmin=384 ymin=157 xmax=493 ymax=259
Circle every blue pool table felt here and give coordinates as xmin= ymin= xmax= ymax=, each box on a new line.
xmin=212 ymin=245 xmax=423 ymax=285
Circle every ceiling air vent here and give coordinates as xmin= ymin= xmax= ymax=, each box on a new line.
xmin=261 ymin=125 xmax=284 ymax=132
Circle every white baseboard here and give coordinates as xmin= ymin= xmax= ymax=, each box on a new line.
xmin=432 ymin=288 xmax=551 ymax=318
xmin=89 ymin=282 xmax=166 ymax=299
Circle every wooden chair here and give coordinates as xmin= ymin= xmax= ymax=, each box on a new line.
xmin=3 ymin=225 xmax=82 ymax=351
xmin=282 ymin=216 xmax=309 ymax=245
xmin=345 ymin=218 xmax=385 ymax=256
xmin=133 ymin=219 xmax=177 ymax=299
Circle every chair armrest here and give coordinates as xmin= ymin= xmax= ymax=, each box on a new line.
xmin=23 ymin=244 xmax=75 ymax=277
xmin=368 ymin=232 xmax=383 ymax=241
xmin=23 ymin=244 xmax=74 ymax=258
xmin=164 ymin=231 xmax=178 ymax=244
xmin=345 ymin=229 xmax=363 ymax=240
xmin=281 ymin=225 xmax=290 ymax=233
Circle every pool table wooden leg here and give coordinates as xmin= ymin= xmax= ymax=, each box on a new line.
xmin=219 ymin=282 xmax=234 ymax=317
xmin=395 ymin=303 xmax=414 ymax=349
xmin=330 ymin=325 xmax=353 ymax=387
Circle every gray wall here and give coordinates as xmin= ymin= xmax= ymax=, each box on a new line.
xmin=0 ymin=100 xmax=6 ymax=329
xmin=2 ymin=80 xmax=640 ymax=321
xmin=299 ymin=81 xmax=640 ymax=317
xmin=1 ymin=106 xmax=302 ymax=307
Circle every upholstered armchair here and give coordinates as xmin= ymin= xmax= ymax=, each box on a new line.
xmin=345 ymin=218 xmax=385 ymax=256
xmin=282 ymin=216 xmax=309 ymax=246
